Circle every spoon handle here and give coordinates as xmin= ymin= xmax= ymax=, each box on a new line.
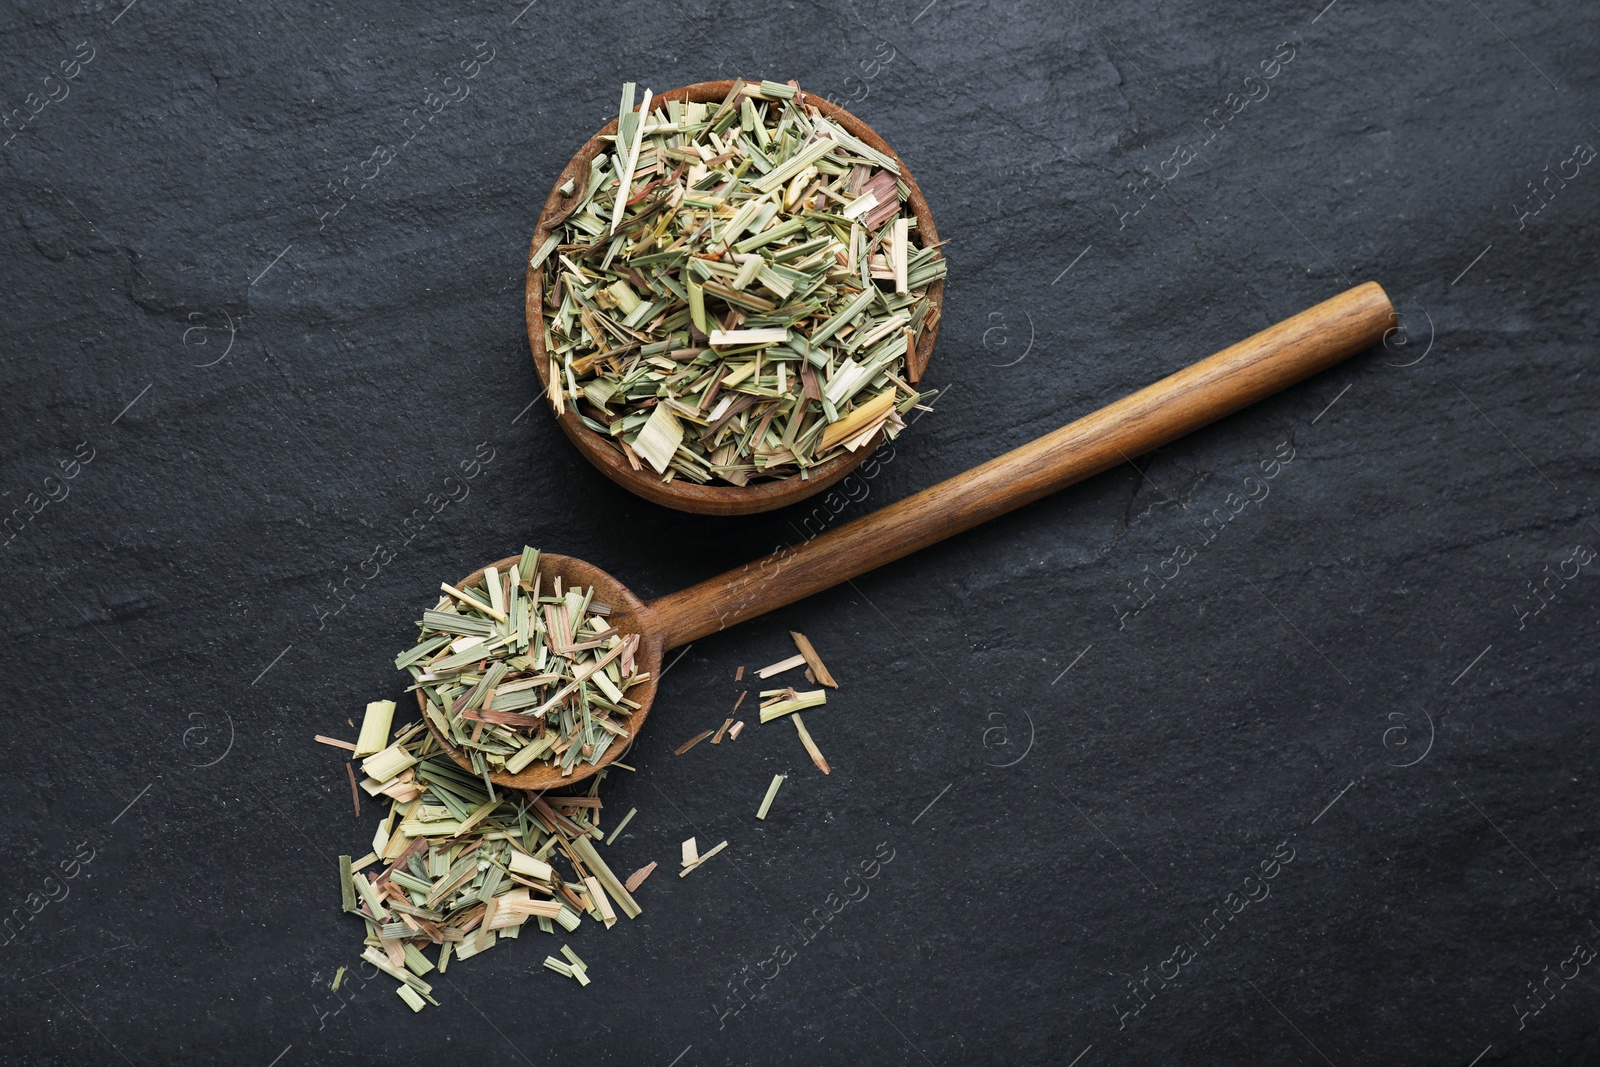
xmin=647 ymin=281 xmax=1395 ymax=648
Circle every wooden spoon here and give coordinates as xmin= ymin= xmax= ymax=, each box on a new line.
xmin=427 ymin=282 xmax=1396 ymax=790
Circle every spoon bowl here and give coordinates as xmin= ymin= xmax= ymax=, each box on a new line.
xmin=418 ymin=552 xmax=665 ymax=792
xmin=432 ymin=283 xmax=1396 ymax=790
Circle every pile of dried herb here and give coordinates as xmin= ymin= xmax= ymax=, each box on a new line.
xmin=325 ymin=617 xmax=852 ymax=1009
xmin=533 ymin=79 xmax=945 ymax=485
xmin=339 ymin=722 xmax=640 ymax=1011
xmin=397 ymin=546 xmax=647 ymax=780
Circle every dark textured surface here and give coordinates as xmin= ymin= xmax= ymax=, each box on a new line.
xmin=2 ymin=0 xmax=1597 ymax=1063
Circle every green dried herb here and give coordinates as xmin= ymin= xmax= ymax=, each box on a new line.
xmin=605 ymin=806 xmax=638 ymax=844
xmin=789 ymin=630 xmax=838 ymax=688
xmin=339 ymin=855 xmax=356 ymax=913
xmin=539 ymin=79 xmax=945 ymax=485
xmin=678 ymin=839 xmax=728 ymax=877
xmin=758 ymin=688 xmax=827 ymax=722
xmin=354 ymin=699 xmax=396 ymax=757
xmin=756 ymin=774 xmax=785 ymax=820
xmin=338 ymin=720 xmax=649 ymax=1011
xmin=791 ymin=712 xmax=830 ymax=775
xmin=396 ymin=548 xmax=647 ymax=779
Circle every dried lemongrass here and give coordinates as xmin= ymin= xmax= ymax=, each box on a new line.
xmin=792 ymin=713 xmax=830 ymax=774
xmin=759 ymin=689 xmax=828 ymax=722
xmin=679 ymin=840 xmax=728 ymax=877
xmin=336 ymin=725 xmax=649 ymax=1009
xmin=605 ymin=806 xmax=638 ymax=844
xmin=624 ymin=861 xmax=657 ymax=892
xmin=788 ymin=631 xmax=837 ymax=688
xmin=674 ymin=728 xmax=714 ymax=755
xmin=354 ymin=700 xmax=396 ymax=757
xmin=539 ymin=79 xmax=945 ymax=486
xmin=756 ymin=774 xmax=785 ymax=820
xmin=396 ymin=547 xmax=647 ymax=779
xmin=756 ymin=652 xmax=807 ymax=678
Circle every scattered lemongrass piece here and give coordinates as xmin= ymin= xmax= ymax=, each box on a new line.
xmin=397 ymin=985 xmax=426 ymax=1012
xmin=679 ymin=840 xmax=728 ymax=877
xmin=789 ymin=631 xmax=837 ymax=688
xmin=729 ymin=721 xmax=745 ymax=740
xmin=403 ymin=942 xmax=435 ymax=976
xmin=681 ymin=837 xmax=699 ymax=868
xmin=339 ymin=855 xmax=356 ymax=913
xmin=756 ymin=774 xmax=786 ymax=820
xmin=792 ymin=713 xmax=830 ymax=774
xmin=584 ymin=875 xmax=618 ymax=928
xmin=316 ymin=734 xmax=358 ymax=752
xmin=568 ymin=836 xmax=641 ymax=919
xmin=759 ymin=689 xmax=828 ymax=723
xmin=331 ymin=966 xmax=346 ymax=991
xmin=757 ymin=652 xmax=808 ymax=678
xmin=353 ymin=700 xmax=396 ymax=757
xmin=561 ymin=944 xmax=591 ymax=987
xmin=335 ymin=723 xmax=680 ymax=1010
xmin=711 ymin=718 xmax=734 ymax=744
xmin=675 ymin=728 xmax=715 ymax=755
xmin=606 ymin=807 xmax=638 ymax=844
xmin=624 ymin=861 xmax=657 ymax=893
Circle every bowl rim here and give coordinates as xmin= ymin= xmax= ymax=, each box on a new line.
xmin=524 ymin=78 xmax=944 ymax=517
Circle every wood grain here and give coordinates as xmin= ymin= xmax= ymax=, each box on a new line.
xmin=645 ymin=282 xmax=1396 ymax=646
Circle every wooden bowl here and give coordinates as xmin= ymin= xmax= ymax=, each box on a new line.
xmin=524 ymin=79 xmax=945 ymax=516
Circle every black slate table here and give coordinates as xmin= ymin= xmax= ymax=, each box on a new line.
xmin=2 ymin=1 xmax=1596 ymax=1064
